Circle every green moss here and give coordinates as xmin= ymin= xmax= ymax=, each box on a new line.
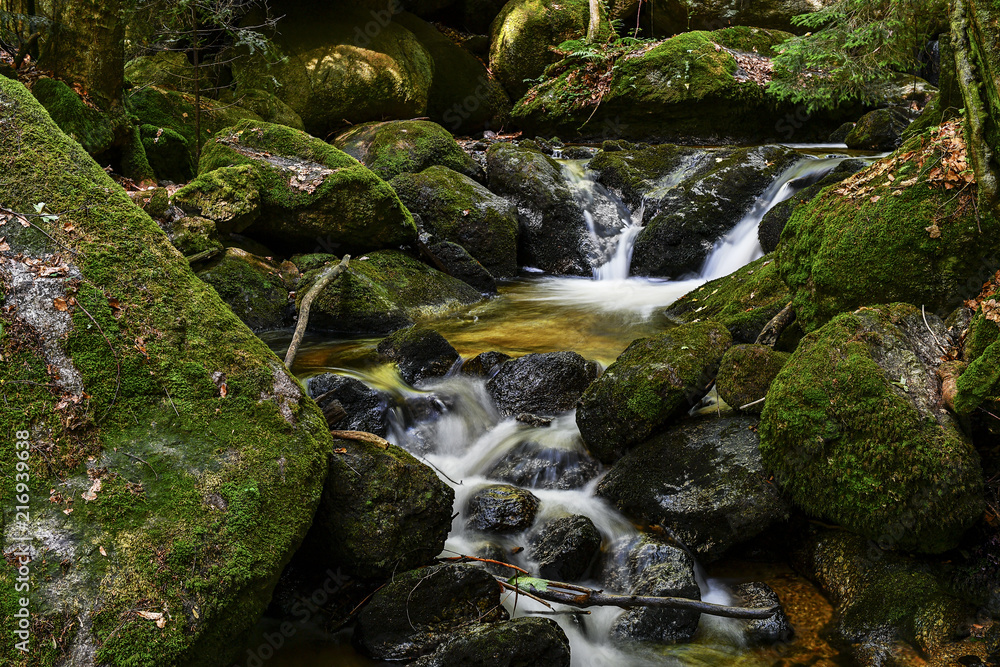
xmin=954 ymin=339 xmax=1000 ymax=414
xmin=140 ymin=124 xmax=195 ymax=183
xmin=0 ymin=76 xmax=331 ymax=666
xmin=335 ymin=119 xmax=480 ymax=182
xmin=31 ymin=77 xmax=115 ymax=155
xmin=169 ymin=216 xmax=222 ymax=258
xmin=717 ymin=344 xmax=790 ymax=413
xmin=964 ymin=309 xmax=1000 ymax=362
xmin=710 ymin=26 xmax=793 ymax=55
xmin=759 ymin=304 xmax=983 ymax=553
xmin=778 ymin=127 xmax=1000 ymax=332
xmin=196 ymin=248 xmax=292 ymax=332
xmin=173 ymin=164 xmax=261 ymax=233
xmin=222 ymin=88 xmax=305 ymax=130
xmin=662 ymin=255 xmax=791 ymax=343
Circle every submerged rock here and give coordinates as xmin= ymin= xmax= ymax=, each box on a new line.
xmin=716 ymin=344 xmax=790 ymax=413
xmin=465 ymin=484 xmax=541 ymax=534
xmin=335 ymin=120 xmax=483 ymax=182
xmin=731 ymin=582 xmax=794 ymax=646
xmin=413 ymin=617 xmax=571 ymax=667
xmin=461 ymin=351 xmax=512 ymax=377
xmin=760 ymin=304 xmax=983 ymax=553
xmin=598 ymin=415 xmax=791 ymax=561
xmin=197 ymin=120 xmax=417 ymax=253
xmin=487 ymin=351 xmax=599 ymax=417
xmin=527 ymin=515 xmax=602 ymax=581
xmin=306 ymin=373 xmax=388 ymax=436
xmin=377 ymin=327 xmax=461 ymax=386
xmin=298 ymin=250 xmax=483 ymax=335
xmin=354 ymin=564 xmax=507 ymax=661
xmin=577 ymin=321 xmax=732 ymax=463
xmin=310 ymin=436 xmax=455 ymax=580
xmin=390 ymin=165 xmax=519 ymax=278
xmin=196 ymin=247 xmax=293 ymax=331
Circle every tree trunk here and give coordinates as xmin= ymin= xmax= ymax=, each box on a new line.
xmin=40 ymin=0 xmax=125 ymax=112
xmin=587 ymin=0 xmax=602 ymax=41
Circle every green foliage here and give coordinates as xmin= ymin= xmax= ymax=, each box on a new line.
xmin=768 ymin=0 xmax=947 ymax=111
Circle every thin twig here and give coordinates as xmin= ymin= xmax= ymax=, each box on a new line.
xmin=921 ymin=304 xmax=949 ymax=355
xmin=122 ymin=452 xmax=159 ymax=480
xmin=740 ymin=396 xmax=767 ymax=410
xmin=498 ymin=580 xmax=553 ymax=609
xmin=440 ymin=555 xmax=529 ymax=576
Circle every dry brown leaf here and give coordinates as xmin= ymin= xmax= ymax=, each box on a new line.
xmin=926 ymin=224 xmax=941 ymax=239
xmin=53 ymin=297 xmax=69 ymax=312
xmin=137 ymin=611 xmax=163 ymax=621
xmin=219 ymin=383 xmax=228 ymax=398
xmin=99 ymin=546 xmax=107 ymax=557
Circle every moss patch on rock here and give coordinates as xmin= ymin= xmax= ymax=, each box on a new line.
xmin=717 ymin=344 xmax=790 ymax=413
xmin=31 ymin=77 xmax=116 ymax=155
xmin=196 ymin=248 xmax=293 ymax=332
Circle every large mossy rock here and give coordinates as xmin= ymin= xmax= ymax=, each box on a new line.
xmin=196 ymin=248 xmax=293 ymax=332
xmin=760 ymin=304 xmax=983 ymax=553
xmin=307 ymin=435 xmax=454 ymax=580
xmin=512 ymin=29 xmax=850 ymax=143
xmin=390 ymin=166 xmax=520 ymax=278
xmin=31 ymin=77 xmax=115 ymax=155
xmin=232 ymin=3 xmax=433 ymax=138
xmin=777 ymin=123 xmax=1000 ymax=332
xmin=661 ymin=256 xmax=792 ymax=344
xmin=0 ymin=76 xmax=332 ymax=666
xmin=597 ymin=415 xmax=791 ymax=561
xmin=796 ymin=530 xmax=975 ymax=664
xmin=197 ymin=120 xmax=417 ymax=252
xmin=354 ymin=563 xmax=508 ymax=661
xmin=576 ymin=321 xmax=732 ymax=463
xmin=649 ymin=0 xmax=837 ymax=35
xmin=716 ymin=344 xmax=790 ymax=413
xmin=845 ymin=107 xmax=913 ymax=151
xmin=489 ymin=0 xmax=608 ymax=101
xmin=172 ymin=164 xmax=262 ymax=234
xmin=335 ymin=120 xmax=483 ymax=182
xmin=297 ymin=251 xmax=484 ymax=335
xmin=413 ymin=617 xmax=571 ymax=667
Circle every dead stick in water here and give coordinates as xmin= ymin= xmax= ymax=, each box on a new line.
xmin=284 ymin=256 xmax=350 ymax=368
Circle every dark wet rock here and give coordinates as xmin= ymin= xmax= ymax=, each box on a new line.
xmin=413 ymin=617 xmax=571 ymax=667
xmin=306 ymin=373 xmax=388 ymax=437
xmin=758 ymin=158 xmax=867 ymax=253
xmin=610 ymin=560 xmax=702 ymax=645
xmin=485 ymin=440 xmax=600 ymax=490
xmin=829 ymin=122 xmax=856 ymax=143
xmin=465 ymin=484 xmax=541 ymax=534
xmin=336 ymin=120 xmax=483 ymax=182
xmin=598 ymin=415 xmax=791 ymax=562
xmin=391 ymin=165 xmax=519 ymax=278
xmin=577 ymin=321 xmax=732 ymax=463
xmin=310 ymin=436 xmax=454 ymax=580
xmin=602 ymin=534 xmax=696 ymax=594
xmin=514 ymin=413 xmax=553 ymax=427
xmin=732 ymin=582 xmax=794 ymax=646
xmin=461 ymin=351 xmax=512 ymax=378
xmin=487 ymin=351 xmax=599 ymax=417
xmin=846 ymin=107 xmax=912 ymax=151
xmin=527 ymin=515 xmax=602 ymax=581
xmin=760 ymin=304 xmax=983 ymax=553
xmin=661 ymin=255 xmax=790 ymax=344
xmin=716 ymin=344 xmax=790 ymax=414
xmin=795 ymin=530 xmax=975 ymax=665
xmin=196 ymin=247 xmax=293 ymax=331
xmin=354 ymin=564 xmax=508 ymax=661
xmin=486 ymin=142 xmax=627 ymax=276
xmin=470 ymin=541 xmax=518 ymax=578
xmin=377 ymin=327 xmax=460 ymax=386
xmin=426 ymin=241 xmax=498 ymax=294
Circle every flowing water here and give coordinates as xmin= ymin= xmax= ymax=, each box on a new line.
xmin=262 ymin=148 xmax=874 ymax=666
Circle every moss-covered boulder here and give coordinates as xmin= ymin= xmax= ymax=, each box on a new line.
xmin=758 ymin=158 xmax=868 ymax=253
xmin=31 ymin=76 xmax=115 ymax=155
xmin=376 ymin=326 xmax=461 ymax=386
xmin=165 ymin=216 xmax=224 ymax=258
xmin=395 ymin=13 xmax=511 ymax=133
xmin=661 ymin=256 xmax=792 ymax=344
xmin=425 ymin=241 xmax=498 ymax=293
xmin=511 ymin=29 xmax=849 ymax=143
xmin=778 ymin=122 xmax=1000 ymax=332
xmin=465 ymin=484 xmax=541 ymax=533
xmin=196 ymin=248 xmax=293 ymax=332
xmin=232 ymin=3 xmax=433 ymax=137
xmin=124 ymin=50 xmax=200 ymax=93
xmin=845 ymin=107 xmax=913 ymax=151
xmin=413 ymin=617 xmax=571 ymax=667
xmin=198 ymin=120 xmax=417 ymax=252
xmin=391 ymin=166 xmax=519 ymax=278
xmin=796 ymin=530 xmax=975 ymax=664
xmin=650 ymin=0 xmax=837 ymax=35
xmin=628 ymin=145 xmax=799 ymax=277
xmin=335 ymin=120 xmax=482 ymax=182
xmin=223 ymin=88 xmax=306 ymax=131
xmin=490 ymin=0 xmax=609 ymax=100
xmin=597 ymin=415 xmax=790 ymax=562
xmin=717 ymin=344 xmax=790 ymax=413
xmin=0 ymin=75 xmax=332 ymax=666
xmin=306 ymin=435 xmax=454 ymax=580
xmin=760 ymin=304 xmax=983 ymax=553
xmin=298 ymin=251 xmax=484 ymax=334
xmin=354 ymin=563 xmax=508 ymax=661
xmin=577 ymin=321 xmax=732 ymax=463
xmin=173 ymin=164 xmax=262 ymax=234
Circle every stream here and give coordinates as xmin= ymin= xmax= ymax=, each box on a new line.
xmin=259 ymin=147 xmax=875 ymax=666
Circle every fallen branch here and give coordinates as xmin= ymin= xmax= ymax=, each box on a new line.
xmin=505 ymin=575 xmax=778 ymax=619
xmin=739 ymin=396 xmax=766 ymax=410
xmin=123 ymin=452 xmax=159 ymax=481
xmin=755 ymin=301 xmax=795 ymax=347
xmin=330 ymin=429 xmax=390 ymax=451
xmin=284 ymin=256 xmax=349 ymax=368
